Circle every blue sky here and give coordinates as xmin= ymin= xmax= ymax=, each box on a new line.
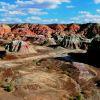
xmin=0 ymin=0 xmax=100 ymax=24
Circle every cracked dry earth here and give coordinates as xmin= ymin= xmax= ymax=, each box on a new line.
xmin=0 ymin=46 xmax=100 ymax=100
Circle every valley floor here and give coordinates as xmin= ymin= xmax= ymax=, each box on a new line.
xmin=0 ymin=46 xmax=100 ymax=100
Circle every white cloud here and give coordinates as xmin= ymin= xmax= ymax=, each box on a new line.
xmin=33 ymin=0 xmax=70 ymax=3
xmin=94 ymin=0 xmax=100 ymax=4
xmin=0 ymin=0 xmax=71 ymax=23
xmin=0 ymin=17 xmax=23 ymax=23
xmin=47 ymin=4 xmax=58 ymax=9
xmin=16 ymin=0 xmax=71 ymax=9
xmin=66 ymin=5 xmax=75 ymax=9
xmin=0 ymin=8 xmax=7 ymax=12
xmin=26 ymin=16 xmax=42 ymax=21
xmin=42 ymin=18 xmax=58 ymax=23
xmin=70 ymin=11 xmax=100 ymax=23
xmin=16 ymin=0 xmax=34 ymax=5
xmin=8 ymin=10 xmax=25 ymax=15
xmin=28 ymin=8 xmax=48 ymax=15
xmin=79 ymin=11 xmax=89 ymax=14
xmin=96 ymin=9 xmax=100 ymax=13
xmin=0 ymin=2 xmax=17 ymax=10
xmin=0 ymin=1 xmax=49 ymax=17
xmin=26 ymin=16 xmax=58 ymax=24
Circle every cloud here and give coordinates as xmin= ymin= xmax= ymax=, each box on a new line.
xmin=0 ymin=8 xmax=7 ymax=12
xmin=16 ymin=0 xmax=34 ymax=5
xmin=42 ymin=18 xmax=58 ymax=23
xmin=0 ymin=0 xmax=69 ymax=23
xmin=0 ymin=1 xmax=49 ymax=17
xmin=28 ymin=8 xmax=48 ymax=15
xmin=70 ymin=11 xmax=100 ymax=23
xmin=79 ymin=11 xmax=90 ymax=14
xmin=96 ymin=9 xmax=100 ymax=13
xmin=66 ymin=5 xmax=75 ymax=9
xmin=26 ymin=16 xmax=58 ymax=24
xmin=0 ymin=2 xmax=17 ymax=10
xmin=26 ymin=16 xmax=42 ymax=21
xmin=35 ymin=0 xmax=70 ymax=3
xmin=16 ymin=0 xmax=71 ymax=9
xmin=0 ymin=17 xmax=23 ymax=23
xmin=94 ymin=0 xmax=100 ymax=4
xmin=0 ymin=0 xmax=71 ymax=23
xmin=8 ymin=11 xmax=25 ymax=15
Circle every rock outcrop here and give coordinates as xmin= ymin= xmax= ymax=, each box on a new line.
xmin=48 ymin=24 xmax=67 ymax=33
xmin=11 ymin=24 xmax=35 ymax=36
xmin=67 ymin=24 xmax=80 ymax=33
xmin=11 ymin=24 xmax=53 ymax=37
xmin=0 ymin=24 xmax=11 ymax=35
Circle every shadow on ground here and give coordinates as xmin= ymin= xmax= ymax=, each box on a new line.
xmin=55 ymin=52 xmax=100 ymax=68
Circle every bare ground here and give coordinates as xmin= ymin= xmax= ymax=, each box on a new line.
xmin=0 ymin=46 xmax=100 ymax=100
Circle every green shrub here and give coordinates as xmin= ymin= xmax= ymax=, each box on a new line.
xmin=33 ymin=59 xmax=42 ymax=66
xmin=69 ymin=94 xmax=82 ymax=100
xmin=4 ymin=83 xmax=13 ymax=92
xmin=75 ymin=95 xmax=82 ymax=100
xmin=40 ymin=39 xmax=49 ymax=46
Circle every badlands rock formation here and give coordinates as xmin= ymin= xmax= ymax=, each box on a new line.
xmin=0 ymin=23 xmax=99 ymax=38
xmin=0 ymin=24 xmax=11 ymax=35
xmin=0 ymin=23 xmax=99 ymax=100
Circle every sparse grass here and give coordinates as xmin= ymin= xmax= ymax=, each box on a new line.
xmin=40 ymin=39 xmax=49 ymax=46
xmin=69 ymin=93 xmax=83 ymax=100
xmin=69 ymin=97 xmax=74 ymax=100
xmin=3 ymin=83 xmax=13 ymax=92
xmin=33 ymin=59 xmax=44 ymax=66
xmin=33 ymin=60 xmax=38 ymax=66
xmin=75 ymin=95 xmax=82 ymax=100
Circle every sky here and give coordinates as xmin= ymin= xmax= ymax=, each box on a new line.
xmin=0 ymin=0 xmax=100 ymax=24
